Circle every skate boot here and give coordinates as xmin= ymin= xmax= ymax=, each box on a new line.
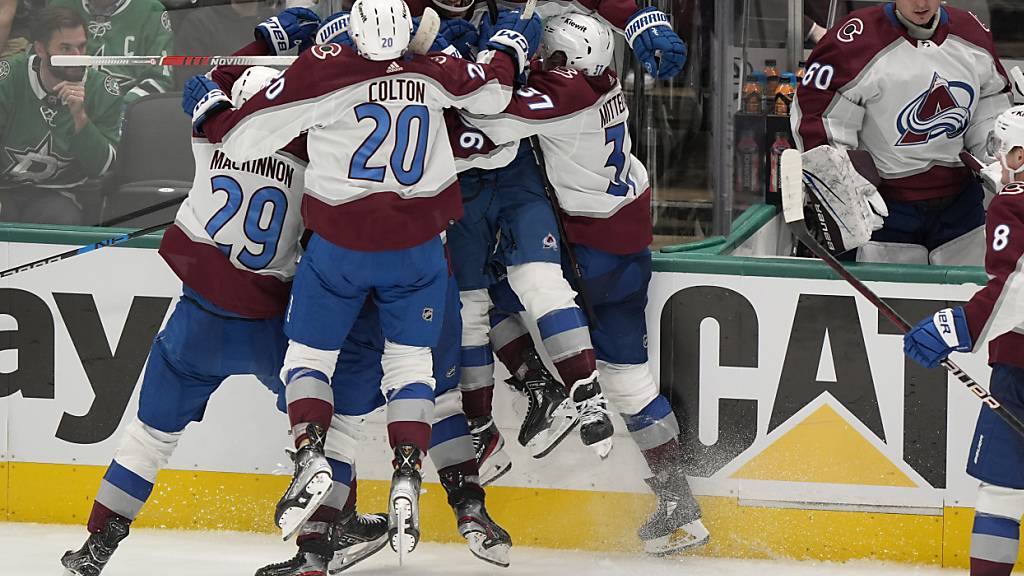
xmin=60 ymin=515 xmax=130 ymax=576
xmin=254 ymin=531 xmax=331 ymax=576
xmin=276 ymin=423 xmax=334 ymax=540
xmin=517 ymin=350 xmax=579 ymax=458
xmin=388 ymin=444 xmax=423 ymax=563
xmin=571 ymin=375 xmax=614 ymax=459
xmin=638 ymin=473 xmax=710 ymax=555
xmin=441 ymin=469 xmax=512 ymax=567
xmin=328 ymin=511 xmax=389 ymax=573
xmin=469 ymin=416 xmax=512 ymax=486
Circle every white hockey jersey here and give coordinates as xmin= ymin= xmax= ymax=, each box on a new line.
xmin=792 ymin=4 xmax=1012 ymax=202
xmin=159 ymin=137 xmax=307 ymax=318
xmin=202 ymin=45 xmax=517 ymax=252
xmin=464 ymin=65 xmax=652 ymax=254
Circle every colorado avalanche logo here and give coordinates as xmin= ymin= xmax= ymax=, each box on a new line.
xmin=895 ymin=72 xmax=975 ymax=147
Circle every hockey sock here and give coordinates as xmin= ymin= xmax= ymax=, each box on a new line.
xmin=970 ymin=512 xmax=1020 ymax=575
xmin=285 ymin=368 xmax=335 ymax=448
xmin=431 ymin=390 xmax=478 ymax=473
xmin=386 ymin=382 xmax=435 ymax=455
xmin=460 ymin=343 xmax=495 ymax=420
xmin=536 ymin=307 xmax=597 ymax=389
xmin=89 ymin=418 xmax=181 ymax=533
xmin=624 ymin=396 xmax=684 ymax=476
xmin=489 ymin=309 xmax=532 ymax=382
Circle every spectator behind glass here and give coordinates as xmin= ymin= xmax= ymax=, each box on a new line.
xmin=48 ymin=0 xmax=173 ymax=102
xmin=0 ymin=0 xmax=45 ymax=58
xmin=0 ymin=6 xmax=124 ymax=225
xmin=172 ymin=0 xmax=277 ymax=88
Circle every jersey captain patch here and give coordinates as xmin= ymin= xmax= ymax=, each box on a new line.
xmin=896 ymin=72 xmax=975 ymax=147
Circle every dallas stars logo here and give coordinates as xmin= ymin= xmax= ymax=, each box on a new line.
xmin=2 ymin=133 xmax=74 ymax=184
xmin=91 ymin=44 xmax=135 ymax=91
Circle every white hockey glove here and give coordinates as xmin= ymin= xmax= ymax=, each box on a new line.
xmin=801 ymin=145 xmax=888 ymax=255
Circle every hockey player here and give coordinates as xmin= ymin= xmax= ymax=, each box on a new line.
xmin=792 ymin=0 xmax=1012 ymax=265
xmin=187 ymin=0 xmax=537 ymax=553
xmin=60 ymin=65 xmax=391 ymax=576
xmin=903 ymin=105 xmax=1024 ymax=576
xmin=460 ymin=13 xmax=709 ymax=555
xmin=0 ymin=7 xmax=123 ymax=225
xmin=48 ymin=0 xmax=172 ymax=102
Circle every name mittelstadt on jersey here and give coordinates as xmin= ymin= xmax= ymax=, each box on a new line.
xmin=368 ymin=78 xmax=427 ymax=104
xmin=599 ymin=91 xmax=628 ymax=127
xmin=209 ymin=149 xmax=295 ymax=188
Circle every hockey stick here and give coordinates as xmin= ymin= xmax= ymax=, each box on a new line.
xmin=409 ymin=7 xmax=441 ymax=55
xmin=52 ymin=55 xmax=297 ymax=67
xmin=99 ymin=194 xmax=187 ymax=228
xmin=780 ymin=149 xmax=1024 ymax=439
xmin=0 ymin=220 xmax=172 ymax=278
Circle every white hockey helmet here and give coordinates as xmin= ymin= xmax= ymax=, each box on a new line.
xmin=230 ymin=66 xmax=280 ymax=108
xmin=992 ymin=105 xmax=1024 ymax=175
xmin=540 ymin=13 xmax=614 ymax=76
xmin=349 ymin=0 xmax=412 ymax=61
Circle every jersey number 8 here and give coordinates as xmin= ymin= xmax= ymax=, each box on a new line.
xmin=350 ymin=103 xmax=429 ymax=186
xmin=205 ymin=174 xmax=288 ymax=271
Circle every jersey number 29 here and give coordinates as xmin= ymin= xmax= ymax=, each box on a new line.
xmin=205 ymin=174 xmax=288 ymax=271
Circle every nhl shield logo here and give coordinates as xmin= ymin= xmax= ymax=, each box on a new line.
xmin=422 ymin=307 xmax=434 ymax=322
xmin=542 ymin=233 xmax=558 ymax=251
xmin=895 ymin=72 xmax=975 ymax=147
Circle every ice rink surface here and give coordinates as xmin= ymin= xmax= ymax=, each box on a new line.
xmin=3 ymin=523 xmax=964 ymax=575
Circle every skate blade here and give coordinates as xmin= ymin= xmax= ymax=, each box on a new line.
xmin=389 ymin=498 xmax=419 ymax=563
xmin=278 ymin=471 xmax=334 ymax=541
xmin=328 ymin=534 xmax=389 ymax=574
xmin=586 ymin=437 xmax=614 ymax=459
xmin=466 ymin=533 xmax=511 ymax=568
xmin=479 ymin=451 xmax=512 ymax=486
xmin=644 ymin=520 xmax=711 ymax=556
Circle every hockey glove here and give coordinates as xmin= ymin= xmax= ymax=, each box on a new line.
xmin=625 ymin=7 xmax=687 ymax=80
xmin=183 ymin=75 xmax=231 ymax=136
xmin=903 ymin=307 xmax=973 ymax=369
xmin=484 ymin=9 xmax=543 ymax=73
xmin=439 ymin=18 xmax=478 ymax=58
xmin=315 ymin=11 xmax=353 ymax=48
xmin=256 ymin=7 xmax=321 ymax=55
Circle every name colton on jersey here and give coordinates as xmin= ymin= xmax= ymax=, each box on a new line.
xmin=368 ymin=78 xmax=426 ymax=104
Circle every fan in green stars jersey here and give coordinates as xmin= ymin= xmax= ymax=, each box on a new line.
xmin=49 ymin=0 xmax=172 ymax=103
xmin=0 ymin=6 xmax=123 ymax=225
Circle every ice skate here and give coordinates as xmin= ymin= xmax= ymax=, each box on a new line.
xmin=388 ymin=444 xmax=423 ymax=563
xmin=60 ymin=516 xmax=130 ymax=576
xmin=517 ymin=350 xmax=579 ymax=458
xmin=571 ymin=375 xmax=614 ymax=458
xmin=453 ymin=492 xmax=512 ymax=567
xmin=328 ymin=512 xmax=389 ymax=573
xmin=638 ymin=474 xmax=710 ymax=555
xmin=254 ymin=533 xmax=331 ymax=576
xmin=469 ymin=416 xmax=512 ymax=485
xmin=276 ymin=423 xmax=334 ymax=541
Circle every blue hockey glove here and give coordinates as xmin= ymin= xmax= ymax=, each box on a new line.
xmin=484 ymin=9 xmax=543 ymax=72
xmin=625 ymin=7 xmax=687 ymax=79
xmin=182 ymin=75 xmax=231 ymax=136
xmin=439 ymin=18 xmax=478 ymax=58
xmin=903 ymin=307 xmax=973 ymax=369
xmin=256 ymin=7 xmax=321 ymax=55
xmin=315 ymin=11 xmax=353 ymax=48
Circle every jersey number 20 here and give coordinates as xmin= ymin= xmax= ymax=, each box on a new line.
xmin=350 ymin=103 xmax=429 ymax=186
xmin=205 ymin=174 xmax=288 ymax=271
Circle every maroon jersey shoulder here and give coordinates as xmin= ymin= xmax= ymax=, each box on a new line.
xmin=945 ymin=6 xmax=998 ymax=54
xmin=807 ymin=5 xmax=904 ymax=84
xmin=518 ymin=68 xmax=614 ymax=119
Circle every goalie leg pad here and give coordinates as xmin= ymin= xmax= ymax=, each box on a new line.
xmin=856 ymin=241 xmax=929 ymax=264
xmin=929 ymin=225 xmax=986 ymax=266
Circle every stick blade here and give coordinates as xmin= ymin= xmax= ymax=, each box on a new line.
xmin=780 ymin=148 xmax=805 ymax=224
xmin=408 ymin=8 xmax=440 ymax=55
xmin=521 ymin=0 xmax=537 ymax=19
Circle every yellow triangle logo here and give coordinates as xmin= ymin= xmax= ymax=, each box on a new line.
xmin=731 ymin=404 xmax=916 ymax=487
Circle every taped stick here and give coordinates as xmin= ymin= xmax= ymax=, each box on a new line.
xmin=780 ymin=149 xmax=1024 ymax=440
xmin=409 ymin=7 xmax=441 ymax=55
xmin=52 ymin=54 xmax=297 ymax=67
